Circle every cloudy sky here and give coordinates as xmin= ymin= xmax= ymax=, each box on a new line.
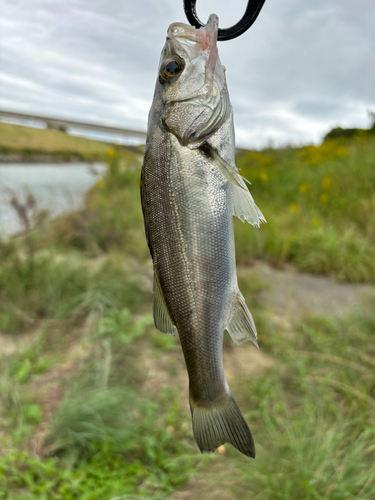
xmin=0 ymin=0 xmax=374 ymax=148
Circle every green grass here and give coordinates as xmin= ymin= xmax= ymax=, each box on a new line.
xmin=241 ymin=311 xmax=375 ymax=499
xmin=0 ymin=122 xmax=122 ymax=161
xmin=0 ymin=448 xmax=199 ymax=500
xmin=158 ymin=307 xmax=375 ymax=500
xmin=0 ymin=250 xmax=146 ymax=334
xmin=0 ymin=310 xmax=204 ymax=499
xmin=235 ymin=135 xmax=375 ymax=281
xmin=2 ymin=299 xmax=374 ymax=499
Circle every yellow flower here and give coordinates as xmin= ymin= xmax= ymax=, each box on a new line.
xmin=311 ymin=217 xmax=320 ymax=227
xmin=322 ymin=175 xmax=332 ymax=190
xmin=259 ymin=171 xmax=269 ymax=182
xmin=97 ymin=178 xmax=106 ymax=189
xmin=243 ymin=151 xmax=274 ymax=168
xmin=107 ymin=149 xmax=117 ymax=157
xmin=298 ymin=141 xmax=348 ymax=166
xmin=320 ymin=193 xmax=328 ymax=202
xmin=299 ymin=183 xmax=309 ymax=193
xmin=289 ymin=203 xmax=299 ymax=213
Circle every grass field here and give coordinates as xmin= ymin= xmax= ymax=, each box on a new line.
xmin=0 ymin=122 xmax=124 ymax=160
xmin=0 ymin=129 xmax=374 ymax=499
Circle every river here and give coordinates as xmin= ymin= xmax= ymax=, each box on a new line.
xmin=0 ymin=163 xmax=106 ymax=235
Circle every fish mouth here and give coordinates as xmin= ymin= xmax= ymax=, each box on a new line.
xmin=164 ymin=15 xmax=219 ymax=83
xmin=167 ymin=14 xmax=219 ymax=49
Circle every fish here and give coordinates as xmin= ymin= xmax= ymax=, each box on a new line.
xmin=141 ymin=14 xmax=265 ymax=458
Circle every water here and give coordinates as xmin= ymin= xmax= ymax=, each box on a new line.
xmin=0 ymin=163 xmax=106 ymax=235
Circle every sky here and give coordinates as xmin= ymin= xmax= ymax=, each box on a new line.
xmin=0 ymin=0 xmax=374 ymax=148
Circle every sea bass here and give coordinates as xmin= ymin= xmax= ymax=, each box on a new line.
xmin=141 ymin=14 xmax=265 ymax=458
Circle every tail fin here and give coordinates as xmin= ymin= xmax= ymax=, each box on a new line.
xmin=190 ymin=392 xmax=255 ymax=458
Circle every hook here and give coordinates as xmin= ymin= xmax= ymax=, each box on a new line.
xmin=183 ymin=0 xmax=267 ymax=41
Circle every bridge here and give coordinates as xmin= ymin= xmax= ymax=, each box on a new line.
xmin=0 ymin=109 xmax=147 ymax=143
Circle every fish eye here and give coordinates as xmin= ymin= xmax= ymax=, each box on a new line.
xmin=165 ymin=60 xmax=181 ymax=76
xmin=160 ymin=58 xmax=184 ymax=83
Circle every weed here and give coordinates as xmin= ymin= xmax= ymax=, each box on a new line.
xmin=176 ymin=305 xmax=375 ymax=499
xmin=235 ymin=136 xmax=375 ymax=280
xmin=0 ymin=251 xmax=146 ymax=333
xmin=233 ymin=307 xmax=375 ymax=499
xmin=47 ymin=152 xmax=148 ymax=259
xmin=95 ymin=309 xmax=153 ymax=345
xmin=0 ymin=448 xmax=197 ymax=499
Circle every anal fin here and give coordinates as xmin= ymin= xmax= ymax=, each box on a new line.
xmin=153 ymin=273 xmax=176 ymax=336
xmin=226 ymin=292 xmax=258 ymax=347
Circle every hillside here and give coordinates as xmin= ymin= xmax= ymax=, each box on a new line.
xmin=0 ymin=122 xmax=137 ymax=161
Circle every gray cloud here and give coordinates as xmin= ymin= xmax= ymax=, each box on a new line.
xmin=0 ymin=0 xmax=374 ymax=147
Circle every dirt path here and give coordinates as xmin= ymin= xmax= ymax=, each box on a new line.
xmin=250 ymin=262 xmax=374 ymax=318
xmin=2 ymin=262 xmax=372 ymax=359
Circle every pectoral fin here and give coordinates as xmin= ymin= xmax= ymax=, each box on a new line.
xmin=226 ymin=292 xmax=258 ymax=347
xmin=201 ymin=144 xmax=246 ymax=190
xmin=153 ymin=274 xmax=176 ymax=336
xmin=201 ymin=144 xmax=266 ymax=228
xmin=230 ymin=181 xmax=266 ymax=228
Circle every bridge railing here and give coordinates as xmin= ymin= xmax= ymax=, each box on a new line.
xmin=0 ymin=110 xmax=147 ymax=143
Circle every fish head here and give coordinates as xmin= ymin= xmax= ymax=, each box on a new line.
xmin=154 ymin=14 xmax=230 ymax=146
xmin=159 ymin=14 xmax=224 ymax=101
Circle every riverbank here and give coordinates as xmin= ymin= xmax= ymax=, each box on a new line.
xmin=0 ymin=152 xmax=96 ymax=163
xmin=0 ymin=121 xmax=144 ymax=163
xmin=0 ymin=162 xmax=106 ymax=235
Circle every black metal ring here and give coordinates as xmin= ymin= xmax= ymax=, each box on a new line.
xmin=183 ymin=0 xmax=267 ymax=41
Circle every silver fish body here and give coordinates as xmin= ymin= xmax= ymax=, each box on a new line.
xmin=141 ymin=15 xmax=265 ymax=458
